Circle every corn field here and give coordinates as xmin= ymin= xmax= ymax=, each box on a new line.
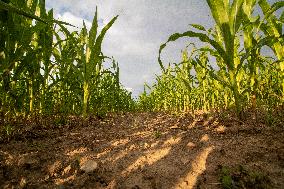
xmin=139 ymin=0 xmax=284 ymax=117
xmin=0 ymin=0 xmax=283 ymax=119
xmin=1 ymin=1 xmax=284 ymax=188
xmin=0 ymin=0 xmax=135 ymax=118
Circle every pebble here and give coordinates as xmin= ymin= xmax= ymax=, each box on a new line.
xmin=80 ymin=159 xmax=98 ymax=173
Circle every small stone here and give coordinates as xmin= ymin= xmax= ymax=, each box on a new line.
xmin=200 ymin=134 xmax=209 ymax=142
xmin=187 ymin=142 xmax=196 ymax=148
xmin=144 ymin=143 xmax=149 ymax=148
xmin=19 ymin=177 xmax=27 ymax=189
xmin=44 ymin=175 xmax=50 ymax=181
xmin=80 ymin=159 xmax=98 ymax=173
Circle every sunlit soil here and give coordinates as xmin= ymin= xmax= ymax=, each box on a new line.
xmin=0 ymin=111 xmax=283 ymax=189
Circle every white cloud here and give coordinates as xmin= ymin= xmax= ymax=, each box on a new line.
xmin=124 ymin=87 xmax=133 ymax=93
xmin=46 ymin=0 xmax=213 ymax=96
xmin=55 ymin=12 xmax=92 ymax=31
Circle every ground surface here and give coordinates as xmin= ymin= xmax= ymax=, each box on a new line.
xmin=0 ymin=111 xmax=283 ymax=189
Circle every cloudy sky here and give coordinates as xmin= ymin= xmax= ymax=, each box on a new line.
xmin=45 ymin=0 xmax=278 ymax=97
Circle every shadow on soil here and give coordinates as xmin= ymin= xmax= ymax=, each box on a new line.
xmin=0 ymin=111 xmax=283 ymax=189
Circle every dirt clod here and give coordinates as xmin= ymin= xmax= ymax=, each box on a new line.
xmin=80 ymin=159 xmax=98 ymax=173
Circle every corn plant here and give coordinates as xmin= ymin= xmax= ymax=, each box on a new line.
xmin=258 ymin=0 xmax=284 ymax=103
xmin=76 ymin=8 xmax=118 ymax=117
xmin=0 ymin=0 xmax=135 ymax=118
xmin=154 ymin=0 xmax=283 ymax=116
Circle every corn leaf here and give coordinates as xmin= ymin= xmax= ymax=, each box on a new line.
xmin=0 ymin=1 xmax=47 ymax=23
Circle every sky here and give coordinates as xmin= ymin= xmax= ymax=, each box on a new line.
xmin=45 ymin=0 xmax=279 ymax=97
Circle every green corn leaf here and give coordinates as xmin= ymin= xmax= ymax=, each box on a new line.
xmin=258 ymin=0 xmax=284 ymax=60
xmin=198 ymin=47 xmax=220 ymax=57
xmin=229 ymin=0 xmax=244 ymax=33
xmin=158 ymin=30 xmax=227 ymax=72
xmin=39 ymin=0 xmax=46 ymax=18
xmin=280 ymin=11 xmax=284 ymax=23
xmin=238 ymin=35 xmax=279 ymax=75
xmin=264 ymin=1 xmax=284 ymax=20
xmin=81 ymin=21 xmax=88 ymax=44
xmin=89 ymin=6 xmax=98 ymax=49
xmin=243 ymin=0 xmax=257 ymax=16
xmin=56 ymin=22 xmax=72 ymax=39
xmin=193 ymin=57 xmax=230 ymax=88
xmin=190 ymin=24 xmax=206 ymax=31
xmin=93 ymin=15 xmax=118 ymax=55
xmin=206 ymin=0 xmax=229 ymax=27
xmin=258 ymin=0 xmax=283 ymax=34
xmin=27 ymin=0 xmax=38 ymax=15
xmin=0 ymin=1 xmax=47 ymax=23
xmin=53 ymin=19 xmax=77 ymax=28
xmin=206 ymin=0 xmax=237 ymax=70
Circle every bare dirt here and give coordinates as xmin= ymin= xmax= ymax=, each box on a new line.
xmin=0 ymin=111 xmax=283 ymax=189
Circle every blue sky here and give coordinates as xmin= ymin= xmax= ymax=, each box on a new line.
xmin=46 ymin=0 xmax=280 ymax=97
